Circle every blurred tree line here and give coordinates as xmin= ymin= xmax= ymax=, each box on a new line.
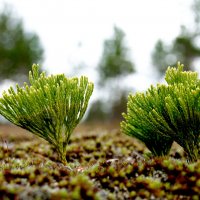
xmin=86 ymin=26 xmax=135 ymax=122
xmin=0 ymin=6 xmax=43 ymax=83
xmin=152 ymin=0 xmax=200 ymax=76
xmin=1 ymin=1 xmax=200 ymax=123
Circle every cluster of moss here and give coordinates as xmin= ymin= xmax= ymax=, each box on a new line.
xmin=0 ymin=126 xmax=199 ymax=199
xmin=88 ymin=158 xmax=200 ymax=199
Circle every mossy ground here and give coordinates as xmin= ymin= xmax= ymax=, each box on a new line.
xmin=0 ymin=123 xmax=199 ymax=200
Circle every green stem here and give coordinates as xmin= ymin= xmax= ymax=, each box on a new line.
xmin=57 ymin=149 xmax=67 ymax=165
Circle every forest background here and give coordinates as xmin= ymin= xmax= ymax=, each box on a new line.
xmin=0 ymin=0 xmax=200 ymax=122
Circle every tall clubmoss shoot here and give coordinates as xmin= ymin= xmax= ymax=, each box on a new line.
xmin=164 ymin=64 xmax=200 ymax=161
xmin=121 ymin=62 xmax=200 ymax=162
xmin=0 ymin=64 xmax=94 ymax=165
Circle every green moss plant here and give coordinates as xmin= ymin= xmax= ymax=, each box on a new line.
xmin=121 ymin=63 xmax=200 ymax=161
xmin=0 ymin=64 xmax=94 ymax=165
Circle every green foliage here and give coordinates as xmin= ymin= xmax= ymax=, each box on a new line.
xmin=121 ymin=63 xmax=200 ymax=161
xmin=98 ymin=26 xmax=135 ymax=84
xmin=0 ymin=64 xmax=94 ymax=164
xmin=164 ymin=64 xmax=200 ymax=161
xmin=121 ymin=84 xmax=174 ymax=157
xmin=0 ymin=6 xmax=43 ymax=82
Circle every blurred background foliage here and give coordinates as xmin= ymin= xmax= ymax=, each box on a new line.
xmin=86 ymin=26 xmax=135 ymax=122
xmin=0 ymin=1 xmax=200 ymax=123
xmin=97 ymin=26 xmax=135 ymax=85
xmin=152 ymin=0 xmax=200 ymax=77
xmin=0 ymin=5 xmax=44 ymax=83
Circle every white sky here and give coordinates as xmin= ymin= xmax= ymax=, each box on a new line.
xmin=0 ymin=0 xmax=194 ymax=91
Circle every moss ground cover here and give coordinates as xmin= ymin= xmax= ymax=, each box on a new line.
xmin=0 ymin=124 xmax=199 ymax=200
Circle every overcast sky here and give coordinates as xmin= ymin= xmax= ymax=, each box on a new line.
xmin=0 ymin=0 xmax=194 ymax=90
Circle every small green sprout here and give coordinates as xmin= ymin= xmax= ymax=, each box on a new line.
xmin=0 ymin=64 xmax=94 ymax=165
xmin=121 ymin=62 xmax=200 ymax=161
